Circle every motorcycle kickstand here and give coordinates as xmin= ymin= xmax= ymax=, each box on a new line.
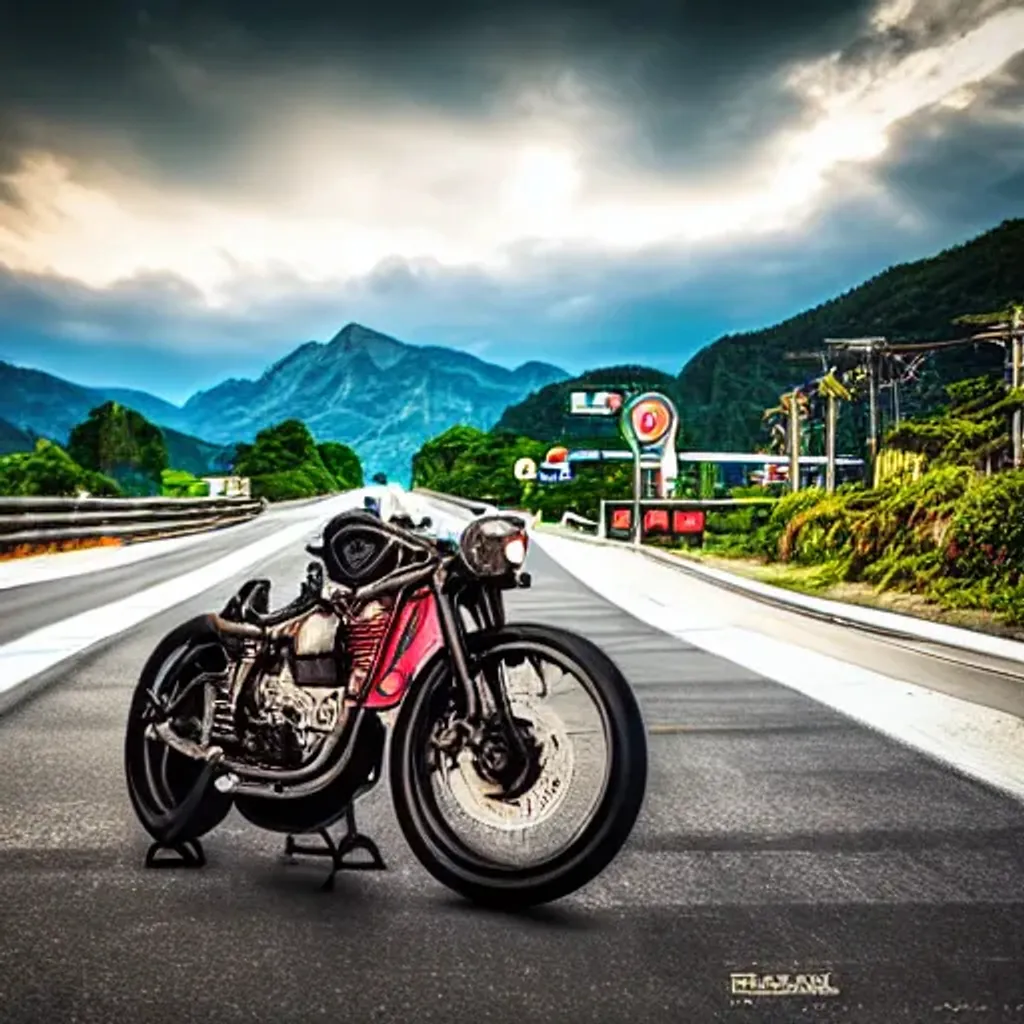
xmin=144 ymin=838 xmax=206 ymax=869
xmin=283 ymin=805 xmax=387 ymax=892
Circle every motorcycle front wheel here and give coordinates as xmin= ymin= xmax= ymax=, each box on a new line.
xmin=389 ymin=623 xmax=648 ymax=908
xmin=124 ymin=617 xmax=234 ymax=844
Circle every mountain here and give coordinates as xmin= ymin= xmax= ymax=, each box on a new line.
xmin=101 ymin=388 xmax=193 ymax=433
xmin=0 ymin=417 xmax=36 ymax=456
xmin=182 ymin=323 xmax=568 ymax=483
xmin=0 ymin=359 xmax=226 ymax=472
xmin=495 ymin=365 xmax=687 ymax=447
xmin=677 ymin=218 xmax=1023 ymax=453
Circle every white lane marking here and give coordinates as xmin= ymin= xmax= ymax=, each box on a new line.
xmin=0 ymin=492 xmax=372 ymax=702
xmin=533 ymin=532 xmax=1024 ymax=803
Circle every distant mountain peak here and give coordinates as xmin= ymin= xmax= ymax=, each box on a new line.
xmin=327 ymin=322 xmax=406 ymax=349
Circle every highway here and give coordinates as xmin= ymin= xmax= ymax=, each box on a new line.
xmin=0 ymin=491 xmax=1023 ymax=1023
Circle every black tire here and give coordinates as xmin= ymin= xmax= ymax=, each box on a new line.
xmin=124 ymin=616 xmax=234 ymax=844
xmin=389 ymin=623 xmax=648 ymax=908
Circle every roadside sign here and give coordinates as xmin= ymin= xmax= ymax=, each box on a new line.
xmin=570 ymin=391 xmax=624 ymax=416
xmin=514 ymin=457 xmax=537 ymax=481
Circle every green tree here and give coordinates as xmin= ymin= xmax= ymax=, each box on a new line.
xmin=410 ymin=424 xmax=635 ymax=522
xmin=234 ymin=419 xmax=338 ymax=501
xmin=67 ymin=402 xmax=168 ymax=496
xmin=0 ymin=439 xmax=121 ymax=497
xmin=317 ymin=441 xmax=364 ymax=489
xmin=411 ymin=425 xmax=489 ymax=490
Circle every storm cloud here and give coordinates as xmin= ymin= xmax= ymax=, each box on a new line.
xmin=0 ymin=0 xmax=1023 ymax=400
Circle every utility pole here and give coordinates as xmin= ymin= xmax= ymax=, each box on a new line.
xmin=787 ymin=392 xmax=801 ymax=493
xmin=632 ymin=452 xmax=642 ymax=545
xmin=825 ymin=392 xmax=837 ymax=494
xmin=867 ymin=343 xmax=880 ymax=484
xmin=1013 ymin=306 xmax=1022 ymax=469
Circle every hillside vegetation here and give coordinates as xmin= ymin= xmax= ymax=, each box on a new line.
xmin=686 ymin=372 xmax=1024 ymax=628
xmin=677 ymin=218 xmax=1022 ymax=452
xmin=0 ymin=402 xmax=364 ymax=503
xmin=0 ymin=440 xmax=121 ymax=498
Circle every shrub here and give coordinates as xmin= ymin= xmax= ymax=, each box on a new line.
xmin=0 ymin=440 xmax=121 ymax=497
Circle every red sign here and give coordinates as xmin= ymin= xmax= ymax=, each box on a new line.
xmin=611 ymin=508 xmax=632 ymax=531
xmin=672 ymin=510 xmax=705 ymax=534
xmin=643 ymin=509 xmax=670 ymax=534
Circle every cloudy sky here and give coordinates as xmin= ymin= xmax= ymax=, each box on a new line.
xmin=1 ymin=0 xmax=1023 ymax=403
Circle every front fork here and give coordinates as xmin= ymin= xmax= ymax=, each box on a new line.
xmin=430 ymin=573 xmax=536 ymax=794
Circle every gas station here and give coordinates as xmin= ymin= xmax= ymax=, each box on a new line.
xmin=514 ymin=387 xmax=865 ymax=546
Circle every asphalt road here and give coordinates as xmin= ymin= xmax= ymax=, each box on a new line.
xmin=0 ymin=498 xmax=339 ymax=645
xmin=0 ymin=531 xmax=1023 ymax=1023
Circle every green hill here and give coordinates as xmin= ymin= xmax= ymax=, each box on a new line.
xmin=161 ymin=427 xmax=234 ymax=477
xmin=0 ymin=417 xmax=38 ymax=456
xmin=676 ymin=218 xmax=1023 ymax=453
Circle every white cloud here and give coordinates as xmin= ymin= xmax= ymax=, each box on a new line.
xmin=0 ymin=0 xmax=1021 ymax=310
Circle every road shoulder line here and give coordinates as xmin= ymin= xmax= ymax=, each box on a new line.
xmin=533 ymin=531 xmax=1024 ymax=804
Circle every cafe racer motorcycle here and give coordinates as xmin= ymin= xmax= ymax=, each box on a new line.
xmin=124 ymin=505 xmax=648 ymax=907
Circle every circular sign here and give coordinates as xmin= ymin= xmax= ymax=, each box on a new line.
xmin=545 ymin=446 xmax=569 ymax=465
xmin=630 ymin=398 xmax=672 ymax=445
xmin=514 ymin=457 xmax=537 ymax=481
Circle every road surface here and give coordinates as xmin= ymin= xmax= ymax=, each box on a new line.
xmin=0 ymin=502 xmax=1022 ymax=1023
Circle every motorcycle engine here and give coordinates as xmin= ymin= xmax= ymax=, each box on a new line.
xmin=219 ymin=594 xmax=395 ymax=769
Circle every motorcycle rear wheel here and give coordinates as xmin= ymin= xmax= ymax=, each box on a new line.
xmin=389 ymin=623 xmax=647 ymax=908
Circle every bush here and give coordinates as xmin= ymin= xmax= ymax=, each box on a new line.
xmin=0 ymin=439 xmax=121 ymax=497
xmin=161 ymin=468 xmax=210 ymax=498
xmin=945 ymin=471 xmax=1024 ymax=588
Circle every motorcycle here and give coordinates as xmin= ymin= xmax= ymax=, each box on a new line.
xmin=124 ymin=504 xmax=648 ymax=907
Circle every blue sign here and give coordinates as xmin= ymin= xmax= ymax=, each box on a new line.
xmin=538 ymin=464 xmax=573 ymax=484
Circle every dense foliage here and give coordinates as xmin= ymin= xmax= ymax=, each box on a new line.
xmin=317 ymin=441 xmax=364 ymax=490
xmin=703 ymin=465 xmax=1024 ymax=625
xmin=67 ymin=402 xmax=169 ymax=496
xmin=233 ymin=419 xmax=362 ymax=501
xmin=677 ymin=218 xmax=1022 ymax=452
xmin=0 ymin=440 xmax=121 ymax=497
xmin=411 ymin=425 xmax=634 ymax=522
xmin=885 ymin=375 xmax=1024 ymax=471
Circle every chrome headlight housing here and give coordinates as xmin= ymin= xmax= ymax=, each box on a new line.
xmin=458 ymin=516 xmax=529 ymax=578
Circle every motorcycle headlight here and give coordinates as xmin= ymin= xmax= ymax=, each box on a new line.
xmin=458 ymin=516 xmax=529 ymax=578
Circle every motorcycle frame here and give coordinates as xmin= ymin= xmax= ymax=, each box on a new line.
xmin=156 ymin=514 xmax=529 ymax=803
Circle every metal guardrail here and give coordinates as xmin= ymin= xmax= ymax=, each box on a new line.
xmin=0 ymin=495 xmax=268 ymax=551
